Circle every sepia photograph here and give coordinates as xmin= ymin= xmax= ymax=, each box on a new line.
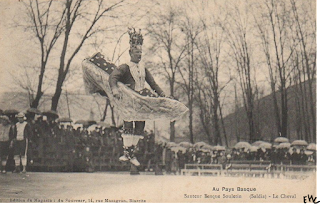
xmin=0 ymin=0 xmax=317 ymax=202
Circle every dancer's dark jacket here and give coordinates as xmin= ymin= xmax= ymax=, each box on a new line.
xmin=109 ymin=64 xmax=164 ymax=96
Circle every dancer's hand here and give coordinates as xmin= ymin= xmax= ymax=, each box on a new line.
xmin=113 ymin=89 xmax=121 ymax=100
xmin=160 ymin=92 xmax=174 ymax=99
xmin=113 ymin=93 xmax=121 ymax=100
xmin=164 ymin=94 xmax=175 ymax=100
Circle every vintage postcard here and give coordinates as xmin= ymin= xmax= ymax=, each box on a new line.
xmin=0 ymin=0 xmax=317 ymax=203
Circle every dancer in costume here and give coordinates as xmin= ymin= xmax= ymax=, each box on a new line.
xmin=11 ymin=112 xmax=32 ymax=173
xmin=109 ymin=28 xmax=167 ymax=166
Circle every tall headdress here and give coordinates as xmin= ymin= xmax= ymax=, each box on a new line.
xmin=128 ymin=28 xmax=143 ymax=49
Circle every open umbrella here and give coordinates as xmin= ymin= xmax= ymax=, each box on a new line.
xmin=179 ymin=141 xmax=193 ymax=148
xmin=171 ymin=146 xmax=187 ymax=153
xmin=58 ymin=117 xmax=73 ymax=123
xmin=252 ymin=141 xmax=266 ymax=147
xmin=291 ymin=140 xmax=308 ymax=146
xmin=307 ymin=143 xmax=316 ymax=151
xmin=42 ymin=110 xmax=59 ymax=118
xmin=75 ymin=119 xmax=87 ymax=125
xmin=201 ymin=144 xmax=215 ymax=151
xmin=249 ymin=146 xmax=259 ymax=152
xmin=194 ymin=142 xmax=207 ymax=149
xmin=276 ymin=142 xmax=291 ymax=149
xmin=87 ymin=120 xmax=97 ymax=126
xmin=72 ymin=123 xmax=83 ymax=129
xmin=88 ymin=124 xmax=99 ymax=132
xmin=3 ymin=109 xmax=19 ymax=116
xmin=304 ymin=150 xmax=314 ymax=156
xmin=97 ymin=122 xmax=111 ymax=128
xmin=166 ymin=142 xmax=178 ymax=147
xmin=259 ymin=142 xmax=272 ymax=149
xmin=274 ymin=137 xmax=289 ymax=143
xmin=234 ymin=142 xmax=251 ymax=149
xmin=213 ymin=145 xmax=226 ymax=151
xmin=26 ymin=108 xmax=42 ymax=115
xmin=199 ymin=149 xmax=211 ymax=153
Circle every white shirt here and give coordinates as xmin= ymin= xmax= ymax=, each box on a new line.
xmin=128 ymin=61 xmax=146 ymax=91
xmin=16 ymin=121 xmax=27 ymax=141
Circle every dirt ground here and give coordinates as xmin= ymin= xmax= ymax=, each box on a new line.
xmin=0 ymin=172 xmax=316 ymax=203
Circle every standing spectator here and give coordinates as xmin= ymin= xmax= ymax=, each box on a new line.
xmin=24 ymin=111 xmax=41 ymax=166
xmin=246 ymin=150 xmax=253 ymax=160
xmin=307 ymin=152 xmax=316 ymax=165
xmin=290 ymin=148 xmax=299 ymax=165
xmin=226 ymin=154 xmax=232 ymax=164
xmin=231 ymin=148 xmax=240 ymax=160
xmin=165 ymin=146 xmax=172 ymax=174
xmin=171 ymin=151 xmax=178 ymax=175
xmin=279 ymin=148 xmax=291 ymax=165
xmin=217 ymin=151 xmax=227 ymax=169
xmin=154 ymin=143 xmax=163 ymax=175
xmin=269 ymin=147 xmax=278 ymax=164
xmin=257 ymin=148 xmax=264 ymax=161
xmin=312 ymin=151 xmax=316 ymax=165
xmin=0 ymin=115 xmax=14 ymax=173
xmin=147 ymin=130 xmax=155 ymax=153
xmin=200 ymin=152 xmax=207 ymax=164
xmin=239 ymin=148 xmax=247 ymax=160
xmin=177 ymin=150 xmax=185 ymax=174
xmin=11 ymin=113 xmax=32 ymax=173
xmin=185 ymin=148 xmax=193 ymax=164
xmin=84 ymin=146 xmax=94 ymax=172
xmin=299 ymin=149 xmax=308 ymax=165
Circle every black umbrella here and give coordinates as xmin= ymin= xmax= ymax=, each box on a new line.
xmin=75 ymin=119 xmax=87 ymax=125
xmin=3 ymin=109 xmax=19 ymax=116
xmin=27 ymin=108 xmax=42 ymax=115
xmin=87 ymin=120 xmax=97 ymax=126
xmin=42 ymin=110 xmax=59 ymax=118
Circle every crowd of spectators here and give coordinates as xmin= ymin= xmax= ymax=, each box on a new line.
xmin=161 ymin=145 xmax=316 ymax=174
xmin=0 ymin=109 xmax=317 ymax=174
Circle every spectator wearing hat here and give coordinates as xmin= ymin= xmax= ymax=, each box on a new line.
xmin=25 ymin=111 xmax=42 ymax=166
xmin=0 ymin=115 xmax=14 ymax=173
xmin=11 ymin=112 xmax=32 ymax=173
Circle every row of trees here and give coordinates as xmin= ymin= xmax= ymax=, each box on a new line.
xmin=144 ymin=0 xmax=316 ymax=144
xmin=11 ymin=0 xmax=316 ymax=145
